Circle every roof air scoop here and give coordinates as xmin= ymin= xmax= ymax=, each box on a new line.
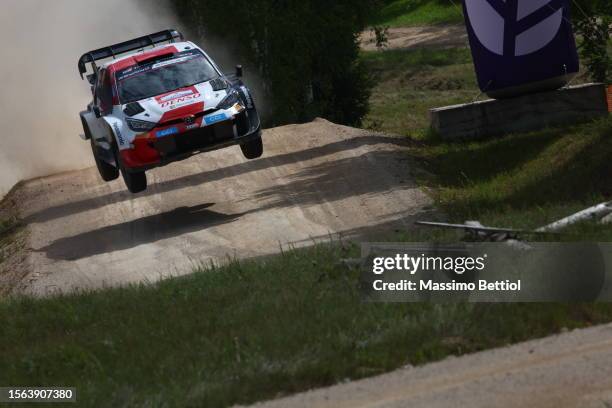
xmin=123 ymin=102 xmax=146 ymax=117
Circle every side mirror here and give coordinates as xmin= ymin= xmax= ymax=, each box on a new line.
xmin=92 ymin=106 xmax=102 ymax=118
xmin=235 ymin=65 xmax=243 ymax=78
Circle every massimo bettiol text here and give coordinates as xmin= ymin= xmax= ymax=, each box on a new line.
xmin=372 ymin=253 xmax=521 ymax=292
xmin=360 ymin=243 xmax=612 ymax=303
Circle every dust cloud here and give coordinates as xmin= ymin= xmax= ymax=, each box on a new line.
xmin=0 ymin=0 xmax=178 ymax=198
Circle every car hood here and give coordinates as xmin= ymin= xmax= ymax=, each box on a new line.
xmin=131 ymin=80 xmax=228 ymax=123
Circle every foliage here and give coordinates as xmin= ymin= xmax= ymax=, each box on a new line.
xmin=372 ymin=25 xmax=390 ymax=50
xmin=572 ymin=0 xmax=612 ymax=83
xmin=171 ymin=0 xmax=376 ymax=127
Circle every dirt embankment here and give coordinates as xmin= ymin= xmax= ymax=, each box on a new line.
xmin=0 ymin=195 xmax=28 ymax=296
xmin=3 ymin=119 xmax=431 ymax=296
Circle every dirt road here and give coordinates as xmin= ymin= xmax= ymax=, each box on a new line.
xmin=360 ymin=25 xmax=468 ymax=52
xmin=4 ymin=119 xmax=430 ymax=295
xmin=248 ymin=323 xmax=612 ymax=408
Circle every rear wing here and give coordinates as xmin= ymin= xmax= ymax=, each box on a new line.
xmin=78 ymin=29 xmax=184 ymax=79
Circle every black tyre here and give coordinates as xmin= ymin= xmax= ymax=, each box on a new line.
xmin=240 ymin=135 xmax=263 ymax=159
xmin=90 ymin=138 xmax=119 ymax=182
xmin=121 ymin=168 xmax=147 ymax=194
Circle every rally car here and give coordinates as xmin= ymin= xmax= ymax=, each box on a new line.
xmin=78 ymin=29 xmax=263 ymax=193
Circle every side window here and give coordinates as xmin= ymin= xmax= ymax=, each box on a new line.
xmin=95 ymin=70 xmax=113 ymax=113
xmin=94 ymin=70 xmax=105 ymax=105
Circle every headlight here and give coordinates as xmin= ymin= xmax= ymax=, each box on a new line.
xmin=217 ymin=90 xmax=241 ymax=110
xmin=126 ymin=118 xmax=156 ymax=132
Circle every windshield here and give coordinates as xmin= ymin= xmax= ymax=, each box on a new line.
xmin=116 ymin=49 xmax=218 ymax=104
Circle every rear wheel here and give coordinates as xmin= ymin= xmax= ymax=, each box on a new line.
xmin=90 ymin=138 xmax=119 ymax=182
xmin=240 ymin=135 xmax=263 ymax=159
xmin=121 ymin=168 xmax=147 ymax=194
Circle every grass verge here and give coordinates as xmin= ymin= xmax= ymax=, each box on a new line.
xmin=362 ymin=47 xmax=475 ymax=137
xmin=372 ymin=0 xmax=463 ymax=27
xmin=363 ymin=45 xmax=612 ymax=236
xmin=416 ymin=118 xmax=612 ymax=232
xmin=4 ymin=244 xmax=612 ymax=407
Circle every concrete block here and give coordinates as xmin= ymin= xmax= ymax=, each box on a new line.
xmin=430 ymin=83 xmax=609 ymax=141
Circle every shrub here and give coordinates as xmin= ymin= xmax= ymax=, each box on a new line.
xmin=573 ymin=0 xmax=612 ymax=83
xmin=171 ymin=0 xmax=377 ymax=127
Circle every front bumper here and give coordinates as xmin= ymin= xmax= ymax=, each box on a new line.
xmin=120 ymin=109 xmax=261 ymax=172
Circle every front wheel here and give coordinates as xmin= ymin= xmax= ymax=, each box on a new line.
xmin=91 ymin=138 xmax=119 ymax=182
xmin=121 ymin=168 xmax=147 ymax=194
xmin=240 ymin=135 xmax=263 ymax=159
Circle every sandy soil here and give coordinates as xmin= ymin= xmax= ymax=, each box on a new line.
xmin=5 ymin=119 xmax=431 ymax=296
xmin=360 ymin=25 xmax=468 ymax=51
xmin=246 ymin=323 xmax=612 ymax=408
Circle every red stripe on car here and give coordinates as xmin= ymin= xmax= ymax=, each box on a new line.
xmin=159 ymin=101 xmax=205 ymax=123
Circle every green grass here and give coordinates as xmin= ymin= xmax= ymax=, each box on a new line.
xmin=418 ymin=119 xmax=612 ymax=226
xmin=363 ymin=46 xmax=612 ymax=236
xmin=3 ymin=245 xmax=612 ymax=407
xmin=362 ymin=47 xmax=476 ymax=136
xmin=373 ymin=0 xmax=464 ymax=27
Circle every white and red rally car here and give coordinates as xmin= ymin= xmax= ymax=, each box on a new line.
xmin=78 ymin=29 xmax=262 ymax=193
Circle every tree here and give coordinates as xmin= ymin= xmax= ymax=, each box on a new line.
xmin=572 ymin=0 xmax=612 ymax=83
xmin=171 ymin=0 xmax=377 ymax=126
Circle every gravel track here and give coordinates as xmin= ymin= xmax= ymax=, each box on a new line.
xmin=4 ymin=119 xmax=430 ymax=295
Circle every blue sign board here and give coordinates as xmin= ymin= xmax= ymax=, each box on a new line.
xmin=462 ymin=0 xmax=579 ymax=98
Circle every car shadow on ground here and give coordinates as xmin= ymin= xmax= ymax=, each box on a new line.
xmin=24 ymin=134 xmax=411 ymax=224
xmin=34 ymin=141 xmax=425 ymax=261
xmin=36 ymin=203 xmax=245 ymax=261
xmin=247 ymin=150 xmax=421 ymax=212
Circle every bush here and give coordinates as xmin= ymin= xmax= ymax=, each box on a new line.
xmin=573 ymin=0 xmax=612 ymax=83
xmin=171 ymin=0 xmax=377 ymax=127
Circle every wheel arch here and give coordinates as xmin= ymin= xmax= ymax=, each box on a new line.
xmin=102 ymin=116 xmax=130 ymax=150
xmin=79 ymin=111 xmax=96 ymax=140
